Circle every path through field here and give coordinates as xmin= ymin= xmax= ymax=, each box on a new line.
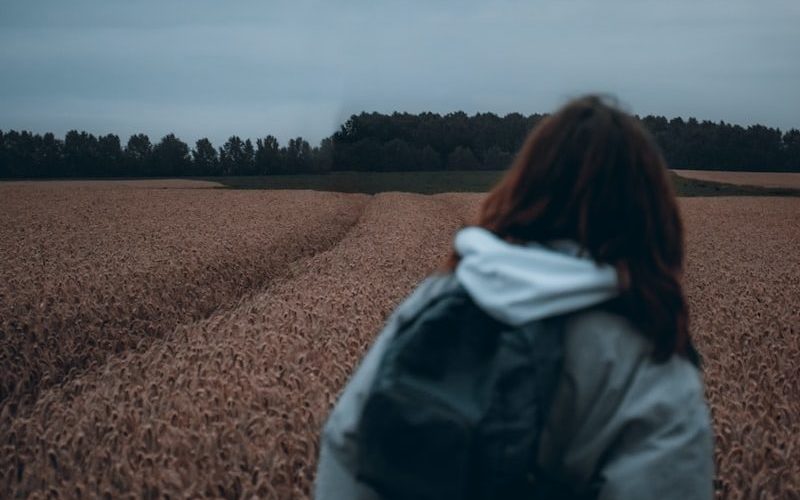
xmin=1 ymin=181 xmax=798 ymax=498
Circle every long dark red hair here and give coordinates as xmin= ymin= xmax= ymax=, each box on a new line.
xmin=446 ymin=95 xmax=691 ymax=361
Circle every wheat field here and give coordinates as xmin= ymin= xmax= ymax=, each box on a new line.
xmin=1 ymin=181 xmax=798 ymax=498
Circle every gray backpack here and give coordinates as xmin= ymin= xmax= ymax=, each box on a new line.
xmin=354 ymin=276 xmax=565 ymax=500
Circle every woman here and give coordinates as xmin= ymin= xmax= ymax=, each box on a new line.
xmin=315 ymin=95 xmax=714 ymax=499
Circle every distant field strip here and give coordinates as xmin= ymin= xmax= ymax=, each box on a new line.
xmin=674 ymin=170 xmax=800 ymax=189
xmin=0 ymin=178 xmax=226 ymax=189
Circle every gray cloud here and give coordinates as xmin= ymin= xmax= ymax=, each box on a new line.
xmin=1 ymin=0 xmax=798 ymax=145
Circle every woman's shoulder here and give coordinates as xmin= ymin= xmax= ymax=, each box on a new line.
xmin=546 ymin=309 xmax=710 ymax=478
xmin=562 ymin=308 xmax=652 ymax=369
xmin=539 ymin=308 xmax=713 ymax=498
xmin=565 ymin=307 xmax=698 ymax=362
xmin=560 ymin=308 xmax=704 ymax=401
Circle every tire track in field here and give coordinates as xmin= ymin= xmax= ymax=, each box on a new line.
xmin=0 ymin=187 xmax=368 ymax=415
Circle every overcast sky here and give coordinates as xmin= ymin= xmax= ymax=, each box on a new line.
xmin=1 ymin=0 xmax=798 ymax=146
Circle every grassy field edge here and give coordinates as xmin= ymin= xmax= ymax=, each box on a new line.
xmin=3 ymin=170 xmax=798 ymax=196
xmin=205 ymin=170 xmax=800 ymax=197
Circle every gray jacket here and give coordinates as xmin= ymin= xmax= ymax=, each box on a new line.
xmin=315 ymin=228 xmax=714 ymax=499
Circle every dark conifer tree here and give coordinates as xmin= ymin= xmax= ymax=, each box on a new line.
xmin=125 ymin=134 xmax=153 ymax=177
xmin=152 ymin=134 xmax=191 ymax=177
xmin=192 ymin=138 xmax=219 ymax=176
xmin=255 ymin=135 xmax=281 ymax=174
xmin=220 ymin=136 xmax=246 ymax=176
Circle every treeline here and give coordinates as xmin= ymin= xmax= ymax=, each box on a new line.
xmin=1 ymin=112 xmax=798 ymax=178
xmin=0 ymin=131 xmax=332 ymax=178
xmin=331 ymin=112 xmax=800 ymax=172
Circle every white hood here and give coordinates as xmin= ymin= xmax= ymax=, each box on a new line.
xmin=454 ymin=227 xmax=620 ymax=326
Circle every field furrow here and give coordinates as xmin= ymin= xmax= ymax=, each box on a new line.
xmin=0 ymin=185 xmax=368 ymax=411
